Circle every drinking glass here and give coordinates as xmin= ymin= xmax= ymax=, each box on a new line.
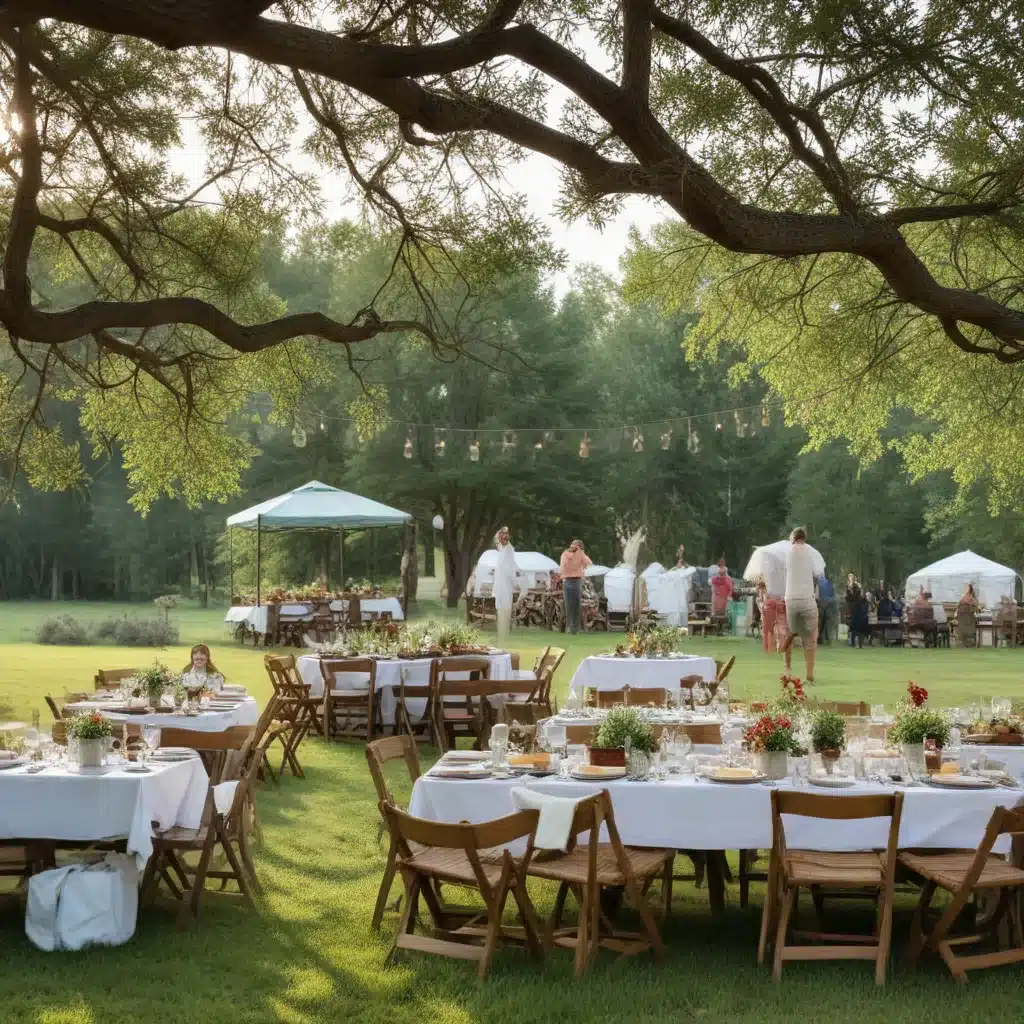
xmin=22 ymin=718 xmax=40 ymax=763
xmin=142 ymin=725 xmax=161 ymax=763
xmin=870 ymin=704 xmax=886 ymax=723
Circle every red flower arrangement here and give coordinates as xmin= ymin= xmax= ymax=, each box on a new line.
xmin=780 ymin=674 xmax=806 ymax=702
xmin=745 ymin=713 xmax=796 ymax=753
xmin=907 ymin=681 xmax=928 ymax=707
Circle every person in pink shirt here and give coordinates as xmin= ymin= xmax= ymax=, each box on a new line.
xmin=559 ymin=538 xmax=592 ymax=634
xmin=711 ymin=561 xmax=733 ymax=617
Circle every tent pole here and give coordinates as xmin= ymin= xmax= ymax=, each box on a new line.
xmin=228 ymin=527 xmax=233 ymax=602
xmin=338 ymin=528 xmax=344 ymax=586
xmin=256 ymin=514 xmax=262 ymax=607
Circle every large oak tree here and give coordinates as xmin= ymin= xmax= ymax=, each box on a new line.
xmin=1 ymin=1 xmax=1023 ymax=502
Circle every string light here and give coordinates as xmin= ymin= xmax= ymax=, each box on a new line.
xmin=469 ymin=438 xmax=480 ymax=462
xmin=502 ymin=431 xmax=517 ymax=454
xmin=579 ymin=432 xmax=590 ymax=458
xmin=660 ymin=429 xmax=672 ymax=451
xmin=434 ymin=429 xmax=446 ymax=457
xmin=715 ymin=421 xmax=723 ymax=432
xmin=632 ymin=428 xmax=644 ymax=453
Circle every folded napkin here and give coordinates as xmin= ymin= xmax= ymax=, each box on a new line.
xmin=511 ymin=788 xmax=582 ymax=852
xmin=213 ymin=780 xmax=239 ymax=815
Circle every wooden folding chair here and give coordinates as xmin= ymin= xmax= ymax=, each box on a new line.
xmin=715 ymin=655 xmax=736 ymax=684
xmin=263 ymin=654 xmax=320 ymax=777
xmin=526 ymin=790 xmax=673 ymax=976
xmin=394 ymin=661 xmax=440 ymax=746
xmin=154 ymin=726 xmax=254 ymax=782
xmin=142 ymin=735 xmax=272 ymax=926
xmin=500 ymin=702 xmax=546 ymax=751
xmin=596 ymin=687 xmax=628 ymax=708
xmin=320 ymin=657 xmax=379 ymax=741
xmin=44 ymin=695 xmax=63 ymax=721
xmin=758 ymin=789 xmax=904 ymax=985
xmin=381 ymin=803 xmax=544 ymax=979
xmin=94 ymin=668 xmax=139 ymax=691
xmin=680 ymin=723 xmax=722 ymax=745
xmin=433 ymin=656 xmax=491 ymax=751
xmin=900 ymin=804 xmax=1024 ymax=982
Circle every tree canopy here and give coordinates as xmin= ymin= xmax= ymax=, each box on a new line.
xmin=2 ymin=3 xmax=1024 ymax=501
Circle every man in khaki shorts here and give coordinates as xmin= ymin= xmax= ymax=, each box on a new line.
xmin=782 ymin=526 xmax=818 ymax=682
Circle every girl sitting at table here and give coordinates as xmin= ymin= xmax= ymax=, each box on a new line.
xmin=181 ymin=643 xmax=225 ymax=692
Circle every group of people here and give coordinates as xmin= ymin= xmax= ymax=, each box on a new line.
xmin=842 ymin=576 xmax=906 ymax=647
xmin=492 ymin=527 xmax=593 ymax=638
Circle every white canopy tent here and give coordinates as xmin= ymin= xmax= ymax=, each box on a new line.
xmin=905 ymin=550 xmax=1020 ymax=608
xmin=640 ymin=562 xmax=666 ymax=579
xmin=604 ymin=566 xmax=636 ymax=613
xmin=226 ymin=480 xmax=412 ymax=605
xmin=472 ymin=550 xmax=559 ymax=595
xmin=646 ymin=565 xmax=696 ymax=626
xmin=585 ymin=564 xmax=611 ymax=577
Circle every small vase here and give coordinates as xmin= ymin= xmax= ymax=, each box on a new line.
xmin=756 ymin=750 xmax=789 ymax=780
xmin=901 ymin=742 xmax=926 ymax=780
xmin=627 ymin=750 xmax=652 ymax=780
xmin=819 ymin=748 xmax=841 ymax=774
xmin=76 ymin=736 xmax=107 ymax=768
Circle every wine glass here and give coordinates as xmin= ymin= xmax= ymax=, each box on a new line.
xmin=142 ymin=725 xmax=161 ymax=764
xmin=22 ymin=713 xmax=40 ymax=762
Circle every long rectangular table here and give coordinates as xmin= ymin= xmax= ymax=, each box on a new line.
xmin=0 ymin=757 xmax=208 ymax=866
xmin=64 ymin=697 xmax=260 ymax=732
xmin=568 ymin=654 xmax=717 ymax=699
xmin=410 ymin=773 xmax=1019 ymax=854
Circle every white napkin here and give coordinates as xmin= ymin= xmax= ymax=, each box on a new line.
xmin=511 ymin=788 xmax=582 ymax=851
xmin=213 ymin=780 xmax=239 ymax=815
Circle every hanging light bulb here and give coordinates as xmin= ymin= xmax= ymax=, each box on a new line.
xmin=291 ymin=425 xmax=307 ymax=448
xmin=319 ymin=419 xmax=326 ymax=433
xmin=469 ymin=438 xmax=480 ymax=462
xmin=435 ymin=438 xmax=446 ymax=457
xmin=660 ymin=429 xmax=672 ymax=451
xmin=632 ymin=428 xmax=644 ymax=453
xmin=502 ymin=431 xmax=517 ymax=454
xmin=579 ymin=432 xmax=590 ymax=458
xmin=687 ymin=420 xmax=700 ymax=454
xmin=762 ymin=405 xmax=770 ymax=427
xmin=715 ymin=421 xmax=723 ymax=432
xmin=403 ymin=435 xmax=413 ymax=459
xmin=534 ymin=437 xmax=544 ymax=450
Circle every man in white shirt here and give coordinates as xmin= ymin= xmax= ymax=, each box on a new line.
xmin=493 ymin=526 xmax=516 ymax=640
xmin=782 ymin=526 xmax=818 ymax=682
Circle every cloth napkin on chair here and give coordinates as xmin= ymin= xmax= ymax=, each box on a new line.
xmin=511 ymin=788 xmax=582 ymax=852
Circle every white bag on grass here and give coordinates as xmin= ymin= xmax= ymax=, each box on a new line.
xmin=26 ymin=853 xmax=139 ymax=951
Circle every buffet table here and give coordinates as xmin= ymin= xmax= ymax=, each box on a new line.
xmin=297 ymin=651 xmax=514 ymax=725
xmin=567 ymin=653 xmax=717 ymax=698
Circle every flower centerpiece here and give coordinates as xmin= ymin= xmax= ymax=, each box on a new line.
xmin=67 ymin=712 xmax=113 ymax=767
xmin=774 ymin=674 xmax=807 ymax=716
xmin=138 ymin=662 xmax=176 ymax=709
xmin=744 ymin=713 xmax=797 ymax=779
xmin=809 ymin=709 xmax=846 ymax=772
xmin=619 ymin=625 xmax=687 ymax=658
xmin=592 ymin=707 xmax=657 ymax=767
xmin=889 ymin=681 xmax=949 ymax=773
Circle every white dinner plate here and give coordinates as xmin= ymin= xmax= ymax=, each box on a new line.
xmin=809 ymin=776 xmax=857 ymax=789
xmin=430 ymin=765 xmax=492 ymax=780
xmin=707 ymin=771 xmax=766 ymax=785
xmin=571 ymin=767 xmax=627 ymax=780
xmin=441 ymin=751 xmax=488 ymax=762
xmin=928 ymin=775 xmax=995 ymax=789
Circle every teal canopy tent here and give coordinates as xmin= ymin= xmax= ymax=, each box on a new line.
xmin=226 ymin=480 xmax=412 ymax=605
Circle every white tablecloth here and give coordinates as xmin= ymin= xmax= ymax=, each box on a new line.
xmin=568 ymin=654 xmax=717 ymax=696
xmin=64 ymin=697 xmax=259 ymax=732
xmin=225 ymin=605 xmax=269 ymax=634
xmin=297 ymin=652 xmax=513 ymax=724
xmin=410 ymin=773 xmax=1020 ymax=852
xmin=0 ymin=757 xmax=208 ymax=866
xmin=329 ymin=597 xmax=405 ymax=621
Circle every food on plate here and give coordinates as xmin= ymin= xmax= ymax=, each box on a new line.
xmin=508 ymin=753 xmax=551 ymax=769
xmin=713 ymin=766 xmax=757 ymax=779
xmin=577 ymin=764 xmax=624 ymax=777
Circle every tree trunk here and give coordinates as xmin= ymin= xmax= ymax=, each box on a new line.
xmin=50 ymin=560 xmax=60 ymax=600
xmin=422 ymin=517 xmax=435 ymax=577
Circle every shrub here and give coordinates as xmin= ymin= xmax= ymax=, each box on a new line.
xmin=36 ymin=615 xmax=90 ymax=645
xmin=95 ymin=615 xmax=178 ymax=647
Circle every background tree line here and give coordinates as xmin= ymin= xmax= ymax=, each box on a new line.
xmin=2 ymin=221 xmax=1021 ymax=606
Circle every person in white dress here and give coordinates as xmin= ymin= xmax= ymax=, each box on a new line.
xmin=493 ymin=527 xmax=516 ymax=640
xmin=180 ymin=643 xmax=225 ymax=693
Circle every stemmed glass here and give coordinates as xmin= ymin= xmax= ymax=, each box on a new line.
xmin=22 ymin=711 xmax=40 ymax=762
xmin=142 ymin=725 xmax=161 ymax=765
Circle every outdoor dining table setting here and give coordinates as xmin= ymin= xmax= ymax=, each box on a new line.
xmin=63 ymin=686 xmax=259 ymax=732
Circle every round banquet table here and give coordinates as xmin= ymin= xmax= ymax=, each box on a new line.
xmin=410 ymin=772 xmax=1019 ymax=855
xmin=64 ymin=697 xmax=259 ymax=732
xmin=297 ymin=651 xmax=514 ymax=725
xmin=567 ymin=653 xmax=717 ymax=698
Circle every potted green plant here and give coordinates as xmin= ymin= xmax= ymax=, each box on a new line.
xmin=67 ymin=713 xmax=113 ymax=767
xmin=138 ymin=662 xmax=171 ymax=709
xmin=810 ymin=710 xmax=846 ymax=772
xmin=889 ymin=706 xmax=950 ymax=774
xmin=592 ymin=707 xmax=656 ymax=767
xmin=744 ymin=713 xmax=796 ymax=779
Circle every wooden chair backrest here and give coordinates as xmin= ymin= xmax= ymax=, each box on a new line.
xmin=596 ymin=688 xmax=627 ymax=708
xmin=715 ymin=655 xmax=736 ymax=683
xmin=157 ymin=725 xmax=253 ymax=751
xmin=562 ymin=790 xmax=637 ymax=882
xmin=398 ymin=662 xmax=434 ymax=701
xmin=770 ymin=789 xmax=904 ymax=886
xmin=264 ymin=654 xmax=309 ymax=697
xmin=531 ymin=645 xmax=552 ymax=676
xmin=501 ymin=703 xmax=547 ymax=726
xmin=365 ymin=735 xmax=421 ymax=808
xmin=625 ymin=687 xmax=667 ymax=707
xmin=95 ymin=668 xmax=138 ymax=691
xmin=681 ymin=723 xmax=722 ymax=745
xmin=565 ymin=724 xmax=597 ymax=745
xmin=45 ymin=695 xmax=62 ymax=721
xmin=436 ymin=655 xmax=492 ymax=680
xmin=382 ymin=803 xmax=539 ymax=892
xmin=539 ymin=647 xmax=567 ymax=678
xmin=319 ymin=657 xmax=377 ymax=696
xmin=811 ymin=700 xmax=870 ymax=717
xmin=51 ymin=720 xmax=67 ymax=745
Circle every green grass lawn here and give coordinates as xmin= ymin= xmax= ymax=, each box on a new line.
xmin=3 ymin=600 xmax=1024 ymax=1021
